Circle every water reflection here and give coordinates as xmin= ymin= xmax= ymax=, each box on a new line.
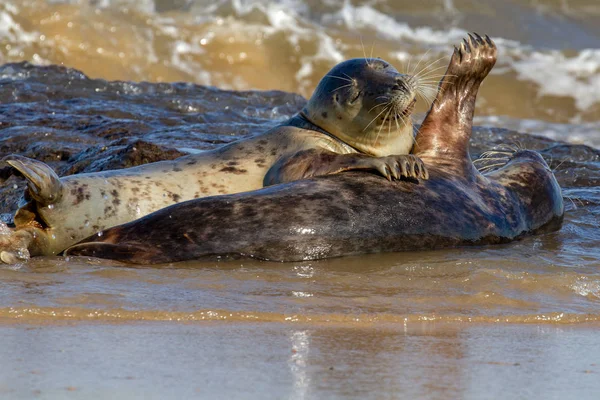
xmin=288 ymin=330 xmax=311 ymax=400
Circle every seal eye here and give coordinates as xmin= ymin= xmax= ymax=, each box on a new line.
xmin=349 ymin=91 xmax=361 ymax=105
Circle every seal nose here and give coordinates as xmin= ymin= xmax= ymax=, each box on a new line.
xmin=393 ymin=77 xmax=409 ymax=93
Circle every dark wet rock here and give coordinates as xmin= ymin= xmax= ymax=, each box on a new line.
xmin=61 ymin=139 xmax=186 ymax=175
xmin=469 ymin=126 xmax=559 ymax=155
xmin=539 ymin=143 xmax=600 ymax=163
xmin=0 ymin=176 xmax=27 ymax=219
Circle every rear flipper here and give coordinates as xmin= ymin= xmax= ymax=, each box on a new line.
xmin=264 ymin=149 xmax=428 ymax=185
xmin=2 ymin=155 xmax=63 ymax=205
xmin=0 ymin=222 xmax=33 ymax=264
xmin=64 ymin=242 xmax=160 ymax=264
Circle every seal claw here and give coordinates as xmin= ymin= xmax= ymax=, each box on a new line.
xmin=462 ymin=38 xmax=471 ymax=53
xmin=399 ymin=160 xmax=409 ymax=178
xmin=389 ymin=165 xmax=400 ymax=180
xmin=473 ymin=32 xmax=484 ymax=45
xmin=383 ymin=167 xmax=392 ymax=181
xmin=468 ymin=33 xmax=478 ymax=48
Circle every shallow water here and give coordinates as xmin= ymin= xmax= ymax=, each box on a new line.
xmin=0 ymin=1 xmax=600 ymax=398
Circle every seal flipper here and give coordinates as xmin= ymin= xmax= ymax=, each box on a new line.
xmin=64 ymin=242 xmax=160 ymax=264
xmin=2 ymin=155 xmax=63 ymax=205
xmin=414 ymin=33 xmax=497 ymax=177
xmin=264 ymin=148 xmax=428 ymax=185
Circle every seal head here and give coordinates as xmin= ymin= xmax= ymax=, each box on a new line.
xmin=303 ymin=58 xmax=417 ymax=157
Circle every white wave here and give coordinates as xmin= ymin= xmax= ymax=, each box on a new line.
xmin=327 ymin=0 xmax=466 ymax=46
xmin=509 ymin=49 xmax=600 ymax=111
xmin=220 ymin=1 xmax=344 ymax=90
xmin=0 ymin=7 xmax=39 ymax=44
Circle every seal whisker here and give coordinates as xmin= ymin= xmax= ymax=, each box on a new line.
xmin=473 ymin=157 xmax=509 ymax=163
xmin=414 ymin=63 xmax=452 ymax=79
xmin=552 ymin=159 xmax=567 ymax=173
xmin=478 ymin=162 xmax=509 ymax=173
xmin=478 ymin=153 xmax=512 ymax=160
xmin=416 ymin=74 xmax=457 ymax=82
xmin=373 ymin=106 xmax=394 ymax=145
xmin=480 ymin=150 xmax=514 ymax=158
xmin=564 ymin=195 xmax=578 ymax=210
xmin=398 ymin=108 xmax=415 ymax=144
xmin=415 ymin=85 xmax=437 ymax=104
xmin=362 ymin=103 xmax=392 ymax=132
xmin=415 ymin=81 xmax=440 ymax=88
xmin=494 ymin=144 xmax=519 ymax=153
xmin=359 ymin=36 xmax=371 ymax=68
xmin=417 ymin=78 xmax=445 ymax=85
xmin=405 ymin=52 xmax=412 ymax=76
xmin=368 ymin=102 xmax=389 ymax=113
xmin=514 ymin=141 xmax=525 ymax=151
xmin=388 ymin=107 xmax=393 ymax=139
xmin=414 ymin=74 xmax=458 ymax=93
xmin=326 ymin=75 xmax=354 ymax=83
xmin=330 ymin=83 xmax=354 ymax=93
xmin=412 ymin=56 xmax=450 ymax=80
xmin=410 ymin=49 xmax=431 ymax=76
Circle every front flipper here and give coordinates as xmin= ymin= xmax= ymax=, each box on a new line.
xmin=64 ymin=242 xmax=159 ymax=264
xmin=2 ymin=155 xmax=63 ymax=205
xmin=264 ymin=148 xmax=428 ymax=186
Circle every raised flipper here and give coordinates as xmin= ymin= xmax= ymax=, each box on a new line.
xmin=414 ymin=33 xmax=497 ymax=176
xmin=64 ymin=242 xmax=160 ymax=264
xmin=2 ymin=155 xmax=63 ymax=205
xmin=264 ymin=148 xmax=428 ymax=186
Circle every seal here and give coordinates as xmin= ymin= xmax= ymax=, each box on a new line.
xmin=64 ymin=34 xmax=565 ymax=264
xmin=0 ymin=57 xmax=428 ymax=263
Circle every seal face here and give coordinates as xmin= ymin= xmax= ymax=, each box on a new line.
xmin=303 ymin=58 xmax=418 ymax=157
xmin=0 ymin=56 xmax=428 ymax=262
xmin=63 ymin=34 xmax=565 ymax=265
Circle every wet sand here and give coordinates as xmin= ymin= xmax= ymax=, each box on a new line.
xmin=1 ymin=321 xmax=599 ymax=399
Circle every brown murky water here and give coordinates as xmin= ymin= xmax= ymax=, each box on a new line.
xmin=0 ymin=0 xmax=600 ymax=398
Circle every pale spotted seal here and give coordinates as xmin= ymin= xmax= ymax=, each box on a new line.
xmin=0 ymin=57 xmax=428 ymax=263
xmin=64 ymin=34 xmax=564 ymax=264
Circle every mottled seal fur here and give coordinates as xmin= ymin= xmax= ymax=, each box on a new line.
xmin=0 ymin=57 xmax=427 ymax=262
xmin=65 ymin=34 xmax=565 ymax=264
